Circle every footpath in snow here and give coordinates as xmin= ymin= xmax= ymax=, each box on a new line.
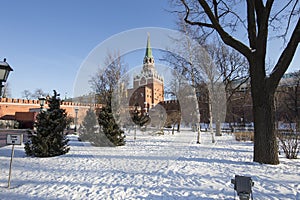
xmin=0 ymin=129 xmax=299 ymax=199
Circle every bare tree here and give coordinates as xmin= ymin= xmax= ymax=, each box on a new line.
xmin=163 ymin=28 xmax=213 ymax=142
xmin=178 ymin=0 xmax=300 ymax=164
xmin=31 ymin=88 xmax=47 ymax=99
xmin=22 ymin=90 xmax=32 ymax=100
xmin=206 ymin=40 xmax=249 ymax=101
xmin=206 ymin=41 xmax=249 ymax=135
xmin=165 ymin=18 xmax=249 ymax=140
xmin=89 ymin=50 xmax=130 ymax=126
xmin=88 ymin=50 xmax=127 ymax=146
xmin=89 ymin=51 xmax=127 ymax=105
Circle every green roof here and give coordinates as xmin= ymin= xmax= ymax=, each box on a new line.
xmin=145 ymin=34 xmax=153 ymax=58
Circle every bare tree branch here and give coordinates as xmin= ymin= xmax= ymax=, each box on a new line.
xmin=181 ymin=0 xmax=252 ymax=56
xmin=268 ymin=18 xmax=300 ymax=91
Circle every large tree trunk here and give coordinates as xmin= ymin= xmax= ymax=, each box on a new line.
xmin=251 ymin=66 xmax=279 ymax=164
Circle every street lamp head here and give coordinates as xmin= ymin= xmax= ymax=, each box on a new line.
xmin=0 ymin=58 xmax=13 ymax=97
xmin=39 ymin=96 xmax=46 ymax=108
xmin=0 ymin=58 xmax=13 ymax=82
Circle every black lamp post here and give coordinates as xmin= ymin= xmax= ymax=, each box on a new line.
xmin=0 ymin=58 xmax=13 ymax=97
xmin=38 ymin=96 xmax=46 ymax=111
xmin=74 ymin=107 xmax=79 ymax=133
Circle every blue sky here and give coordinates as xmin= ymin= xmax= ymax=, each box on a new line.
xmin=1 ymin=0 xmax=175 ymax=98
xmin=1 ymin=1 xmax=299 ymax=98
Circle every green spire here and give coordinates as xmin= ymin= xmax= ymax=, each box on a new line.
xmin=145 ymin=33 xmax=153 ymax=58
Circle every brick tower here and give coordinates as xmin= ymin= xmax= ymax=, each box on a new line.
xmin=129 ymin=34 xmax=164 ymax=112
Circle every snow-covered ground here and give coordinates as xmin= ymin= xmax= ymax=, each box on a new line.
xmin=0 ymin=129 xmax=299 ymax=199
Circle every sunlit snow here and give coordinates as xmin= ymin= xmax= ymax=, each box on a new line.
xmin=1 ymin=129 xmax=299 ymax=199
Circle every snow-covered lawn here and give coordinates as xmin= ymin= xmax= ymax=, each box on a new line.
xmin=0 ymin=129 xmax=299 ymax=199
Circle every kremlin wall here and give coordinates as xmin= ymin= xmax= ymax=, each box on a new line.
xmin=0 ymin=97 xmax=101 ymax=129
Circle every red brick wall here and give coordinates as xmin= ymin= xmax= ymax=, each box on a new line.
xmin=15 ymin=112 xmax=37 ymax=121
xmin=0 ymin=98 xmax=102 ymax=125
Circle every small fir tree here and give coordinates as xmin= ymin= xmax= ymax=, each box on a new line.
xmin=25 ymin=90 xmax=70 ymax=157
xmin=80 ymin=107 xmax=98 ymax=141
xmin=132 ymin=106 xmax=150 ymax=131
xmin=98 ymin=102 xmax=125 ymax=146
xmin=131 ymin=105 xmax=150 ymax=140
xmin=131 ymin=105 xmax=150 ymax=127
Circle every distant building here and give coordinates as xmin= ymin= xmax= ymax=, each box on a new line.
xmin=128 ymin=35 xmax=164 ymax=112
xmin=224 ymin=70 xmax=300 ymax=124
